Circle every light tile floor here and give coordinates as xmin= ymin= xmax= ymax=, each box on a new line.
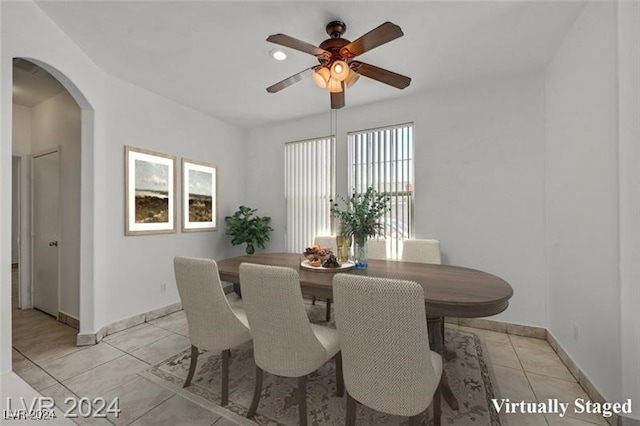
xmin=11 ymin=268 xmax=609 ymax=426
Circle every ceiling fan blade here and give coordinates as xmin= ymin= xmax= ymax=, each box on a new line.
xmin=350 ymin=61 xmax=411 ymax=89
xmin=267 ymin=34 xmax=330 ymax=57
xmin=340 ymin=22 xmax=404 ymax=58
xmin=266 ymin=67 xmax=316 ymax=93
xmin=331 ymin=88 xmax=345 ymax=109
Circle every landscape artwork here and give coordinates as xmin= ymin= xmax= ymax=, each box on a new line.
xmin=125 ymin=146 xmax=176 ymax=235
xmin=182 ymin=159 xmax=217 ymax=232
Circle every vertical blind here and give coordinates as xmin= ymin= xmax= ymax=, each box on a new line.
xmin=284 ymin=136 xmax=336 ymax=253
xmin=348 ymin=123 xmax=414 ymax=259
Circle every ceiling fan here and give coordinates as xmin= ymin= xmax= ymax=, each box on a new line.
xmin=266 ymin=20 xmax=412 ymax=109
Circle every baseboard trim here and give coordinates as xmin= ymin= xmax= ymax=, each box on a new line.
xmin=58 ymin=312 xmax=79 ymax=330
xmin=454 ymin=317 xmax=547 ymax=339
xmin=449 ymin=317 xmax=623 ymax=426
xmin=76 ymin=302 xmax=182 ymax=346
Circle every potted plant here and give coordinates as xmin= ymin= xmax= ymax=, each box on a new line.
xmin=225 ymin=206 xmax=274 ymax=255
xmin=330 ymin=187 xmax=389 ymax=268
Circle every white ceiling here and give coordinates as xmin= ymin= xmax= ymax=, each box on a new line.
xmin=33 ymin=1 xmax=585 ymax=128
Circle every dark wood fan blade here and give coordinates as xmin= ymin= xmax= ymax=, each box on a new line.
xmin=331 ymin=88 xmax=345 ymax=109
xmin=267 ymin=34 xmax=330 ymax=57
xmin=266 ymin=67 xmax=315 ymax=93
xmin=350 ymin=61 xmax=411 ymax=89
xmin=340 ymin=22 xmax=404 ymax=58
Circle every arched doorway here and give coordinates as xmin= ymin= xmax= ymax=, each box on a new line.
xmin=10 ymin=57 xmax=95 ymax=355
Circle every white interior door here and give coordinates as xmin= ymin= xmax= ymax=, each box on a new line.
xmin=32 ymin=149 xmax=60 ymax=317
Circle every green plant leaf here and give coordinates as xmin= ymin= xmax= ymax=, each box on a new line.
xmin=225 ymin=206 xmax=274 ymax=255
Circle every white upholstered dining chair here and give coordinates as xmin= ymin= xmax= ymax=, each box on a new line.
xmin=333 ymin=274 xmax=442 ymax=426
xmin=239 ymin=263 xmax=344 ymax=426
xmin=402 ymin=238 xmax=442 ymax=264
xmin=400 ymin=238 xmax=456 ymax=362
xmin=367 ymin=239 xmax=387 ymax=260
xmin=313 ymin=235 xmax=338 ymax=254
xmin=173 ymin=256 xmax=252 ymax=406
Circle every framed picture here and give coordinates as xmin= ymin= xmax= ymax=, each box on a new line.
xmin=125 ymin=146 xmax=177 ymax=235
xmin=182 ymin=158 xmax=217 ymax=232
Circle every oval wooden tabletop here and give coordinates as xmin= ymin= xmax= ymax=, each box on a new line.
xmin=216 ymin=252 xmax=513 ymax=318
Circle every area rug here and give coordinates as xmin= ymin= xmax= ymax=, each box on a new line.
xmin=143 ymin=306 xmax=500 ymax=426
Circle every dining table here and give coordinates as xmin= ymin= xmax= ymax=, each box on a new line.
xmin=216 ymin=252 xmax=513 ymax=411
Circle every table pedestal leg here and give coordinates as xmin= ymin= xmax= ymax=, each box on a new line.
xmin=427 ymin=315 xmax=459 ymax=411
xmin=442 ymin=320 xmax=458 ymax=362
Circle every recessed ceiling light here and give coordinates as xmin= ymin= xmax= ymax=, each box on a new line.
xmin=270 ymin=49 xmax=287 ymax=61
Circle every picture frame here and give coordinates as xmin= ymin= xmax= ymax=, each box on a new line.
xmin=125 ymin=146 xmax=177 ymax=235
xmin=181 ymin=158 xmax=217 ymax=232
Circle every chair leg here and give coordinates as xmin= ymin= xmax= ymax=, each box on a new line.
xmin=312 ymin=296 xmax=316 ymax=305
xmin=346 ymin=391 xmax=357 ymax=426
xmin=334 ymin=352 xmax=344 ymax=397
xmin=433 ymin=381 xmax=442 ymax=426
xmin=221 ymin=349 xmax=230 ymax=406
xmin=325 ymin=298 xmax=332 ymax=322
xmin=298 ymin=375 xmax=308 ymax=426
xmin=183 ymin=345 xmax=199 ymax=388
xmin=247 ymin=366 xmax=264 ymax=418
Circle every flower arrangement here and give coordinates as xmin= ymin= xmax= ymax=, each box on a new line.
xmin=330 ymin=187 xmax=390 ymax=245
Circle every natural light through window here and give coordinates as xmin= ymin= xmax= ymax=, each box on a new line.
xmin=348 ymin=123 xmax=414 ymax=259
xmin=284 ymin=136 xmax=336 ymax=253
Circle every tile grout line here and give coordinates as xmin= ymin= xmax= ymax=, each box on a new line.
xmin=505 ymin=333 xmax=552 ymax=426
xmin=122 ymin=391 xmax=179 ymax=426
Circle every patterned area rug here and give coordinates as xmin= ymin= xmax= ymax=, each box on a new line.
xmin=144 ymin=306 xmax=500 ymax=426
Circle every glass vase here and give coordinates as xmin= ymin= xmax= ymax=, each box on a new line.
xmin=354 ymin=236 xmax=368 ymax=269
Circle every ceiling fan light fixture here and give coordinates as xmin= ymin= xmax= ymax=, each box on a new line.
xmin=330 ymin=60 xmax=349 ymax=81
xmin=312 ymin=67 xmax=331 ymax=88
xmin=327 ymin=78 xmax=343 ymax=93
xmin=345 ymin=69 xmax=360 ymax=88
xmin=265 ymin=20 xmax=411 ymax=109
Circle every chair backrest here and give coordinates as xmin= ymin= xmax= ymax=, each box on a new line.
xmin=173 ymin=257 xmax=251 ymax=351
xmin=313 ymin=235 xmax=338 ymax=254
xmin=401 ymin=239 xmax=442 ymax=264
xmin=367 ymin=239 xmax=387 ymax=260
xmin=239 ymin=263 xmax=328 ymax=377
xmin=333 ymin=274 xmax=440 ymax=416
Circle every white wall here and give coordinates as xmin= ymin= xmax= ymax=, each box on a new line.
xmin=12 ymin=104 xmax=31 ymax=154
xmin=11 ymin=157 xmax=19 ymax=264
xmin=95 ymin=75 xmax=246 ymax=327
xmin=1 ymin=0 xmax=10 ymax=374
xmin=30 ymin=91 xmax=81 ymax=319
xmin=545 ymin=2 xmax=621 ymax=402
xmin=11 ymin=104 xmax=32 ymax=265
xmin=617 ymin=2 xmax=640 ymax=420
xmin=2 ymin=0 xmax=107 ymax=363
xmin=1 ymin=1 xmax=247 ymax=375
xmin=11 ymin=104 xmax=32 ymax=308
xmin=246 ymin=72 xmax=547 ymax=328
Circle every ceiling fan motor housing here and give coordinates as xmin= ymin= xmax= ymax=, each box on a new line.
xmin=318 ymin=38 xmax=351 ymax=65
xmin=326 ymin=21 xmax=347 ymax=38
xmin=316 ymin=21 xmax=351 ymax=66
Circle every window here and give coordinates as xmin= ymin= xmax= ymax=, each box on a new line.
xmin=284 ymin=136 xmax=336 ymax=253
xmin=348 ymin=123 xmax=414 ymax=259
